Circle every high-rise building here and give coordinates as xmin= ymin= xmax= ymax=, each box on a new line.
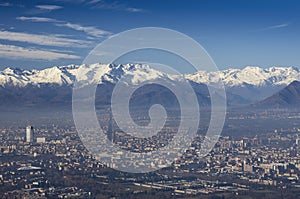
xmin=26 ymin=126 xmax=34 ymax=143
xmin=107 ymin=113 xmax=115 ymax=143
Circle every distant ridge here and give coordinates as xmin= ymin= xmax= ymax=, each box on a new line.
xmin=0 ymin=64 xmax=300 ymax=107
xmin=254 ymin=81 xmax=300 ymax=108
xmin=0 ymin=64 xmax=299 ymax=88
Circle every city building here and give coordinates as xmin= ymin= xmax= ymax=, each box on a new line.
xmin=107 ymin=113 xmax=115 ymax=143
xmin=26 ymin=126 xmax=34 ymax=143
xmin=36 ymin=137 xmax=46 ymax=143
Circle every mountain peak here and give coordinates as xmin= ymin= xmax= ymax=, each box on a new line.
xmin=0 ymin=64 xmax=299 ymax=89
xmin=254 ymin=80 xmax=300 ymax=108
xmin=187 ymin=65 xmax=300 ymax=87
xmin=1 ymin=64 xmax=300 ymax=107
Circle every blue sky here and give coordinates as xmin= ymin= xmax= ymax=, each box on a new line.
xmin=0 ymin=0 xmax=299 ymax=70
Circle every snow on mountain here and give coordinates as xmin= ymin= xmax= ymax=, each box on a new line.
xmin=0 ymin=64 xmax=299 ymax=88
xmin=0 ymin=63 xmax=174 ymax=87
xmin=67 ymin=63 xmax=175 ymax=85
xmin=0 ymin=66 xmax=74 ymax=87
xmin=186 ymin=66 xmax=300 ymax=87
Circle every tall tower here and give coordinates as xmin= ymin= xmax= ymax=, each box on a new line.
xmin=26 ymin=126 xmax=34 ymax=143
xmin=107 ymin=113 xmax=114 ymax=143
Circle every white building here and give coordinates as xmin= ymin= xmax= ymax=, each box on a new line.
xmin=36 ymin=137 xmax=46 ymax=143
xmin=26 ymin=126 xmax=34 ymax=143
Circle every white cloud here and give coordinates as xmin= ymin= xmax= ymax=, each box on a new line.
xmin=56 ymin=0 xmax=144 ymax=12
xmin=16 ymin=16 xmax=59 ymax=23
xmin=89 ymin=0 xmax=144 ymax=12
xmin=0 ymin=44 xmax=80 ymax=60
xmin=265 ymin=23 xmax=289 ymax=30
xmin=125 ymin=7 xmax=144 ymax=13
xmin=0 ymin=2 xmax=23 ymax=7
xmin=56 ymin=22 xmax=111 ymax=38
xmin=257 ymin=23 xmax=289 ymax=32
xmin=88 ymin=0 xmax=103 ymax=4
xmin=0 ymin=2 xmax=12 ymax=6
xmin=0 ymin=30 xmax=90 ymax=47
xmin=54 ymin=0 xmax=85 ymax=3
xmin=17 ymin=16 xmax=111 ymax=38
xmin=35 ymin=5 xmax=63 ymax=11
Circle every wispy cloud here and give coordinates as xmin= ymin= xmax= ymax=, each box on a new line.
xmin=17 ymin=16 xmax=111 ymax=38
xmin=125 ymin=7 xmax=144 ymax=13
xmin=54 ymin=0 xmax=85 ymax=3
xmin=0 ymin=2 xmax=12 ymax=7
xmin=25 ymin=4 xmax=63 ymax=15
xmin=55 ymin=22 xmax=111 ymax=37
xmin=16 ymin=16 xmax=60 ymax=23
xmin=0 ymin=30 xmax=90 ymax=47
xmin=54 ymin=0 xmax=144 ymax=12
xmin=256 ymin=23 xmax=289 ymax=32
xmin=0 ymin=2 xmax=23 ymax=7
xmin=89 ymin=0 xmax=144 ymax=12
xmin=87 ymin=0 xmax=102 ymax=4
xmin=0 ymin=44 xmax=80 ymax=60
xmin=35 ymin=5 xmax=63 ymax=11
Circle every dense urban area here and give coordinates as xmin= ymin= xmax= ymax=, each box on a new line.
xmin=1 ymin=110 xmax=300 ymax=199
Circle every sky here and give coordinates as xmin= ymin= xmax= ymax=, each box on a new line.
xmin=0 ymin=0 xmax=300 ymax=70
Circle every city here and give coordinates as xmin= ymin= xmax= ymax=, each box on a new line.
xmin=1 ymin=0 xmax=300 ymax=198
xmin=1 ymin=110 xmax=300 ymax=198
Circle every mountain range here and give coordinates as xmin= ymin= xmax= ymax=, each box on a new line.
xmin=1 ymin=63 xmax=300 ymax=109
xmin=254 ymin=81 xmax=300 ymax=108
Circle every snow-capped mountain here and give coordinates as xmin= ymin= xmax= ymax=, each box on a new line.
xmin=1 ymin=64 xmax=299 ymax=88
xmin=186 ymin=66 xmax=300 ymax=102
xmin=0 ymin=63 xmax=175 ymax=87
xmin=0 ymin=63 xmax=299 ymax=106
xmin=186 ymin=66 xmax=300 ymax=87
